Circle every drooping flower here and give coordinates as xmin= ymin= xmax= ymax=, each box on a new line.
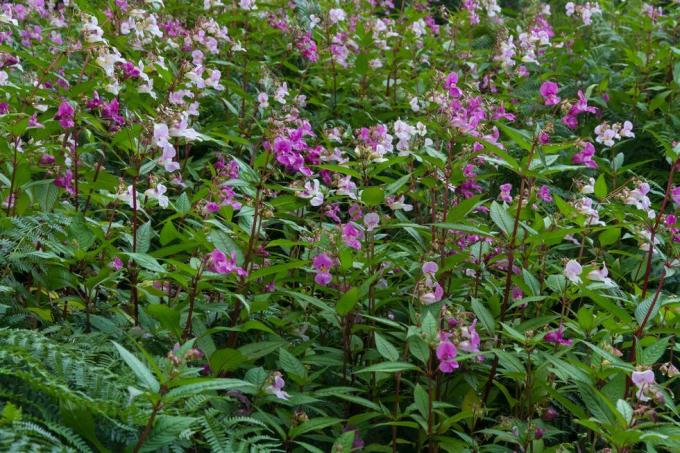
xmin=312 ymin=253 xmax=334 ymax=286
xmin=110 ymin=257 xmax=124 ymax=271
xmin=631 ymin=369 xmax=656 ymax=402
xmin=499 ymin=183 xmax=513 ymax=203
xmin=459 ymin=320 xmax=481 ymax=354
xmin=539 ymin=81 xmax=560 ymax=106
xmin=207 ymin=248 xmax=247 ymax=276
xmin=144 ymin=183 xmax=169 ymax=208
xmin=266 ymin=371 xmax=290 ymax=400
xmin=544 ymin=325 xmax=573 ymax=346
xmin=572 ymin=142 xmax=597 ymax=169
xmin=54 ymin=101 xmax=75 ymax=128
xmin=538 ymin=185 xmax=553 ymax=203
xmin=298 ymin=179 xmax=324 ymax=206
xmin=564 ymin=260 xmax=582 ymax=284
xmin=363 ymin=212 xmax=380 ymax=232
xmin=342 ymin=223 xmax=363 ymax=250
xmin=587 ymin=263 xmax=616 ymax=287
xmin=436 ymin=338 xmax=459 ymax=373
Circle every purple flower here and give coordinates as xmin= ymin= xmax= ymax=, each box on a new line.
xmin=538 ymin=185 xmax=553 ymax=203
xmin=444 ymin=72 xmax=462 ymax=98
xmin=572 ymin=142 xmax=597 ymax=168
xmin=539 ymin=81 xmax=560 ymax=106
xmin=544 ymin=325 xmax=573 ymax=347
xmin=266 ymin=371 xmax=290 ymax=400
xmin=672 ymin=186 xmax=680 ymax=205
xmin=422 ymin=261 xmax=438 ymax=275
xmin=342 ymin=223 xmax=363 ymax=250
xmin=436 ymin=339 xmax=459 ymax=373
xmin=207 ymin=248 xmax=247 ymax=277
xmin=631 ymin=369 xmax=656 ymax=402
xmin=459 ymin=320 xmax=481 ymax=353
xmin=312 ymin=253 xmax=334 ymax=286
xmin=110 ymin=257 xmax=123 ymax=271
xmin=54 ymin=101 xmax=75 ymax=129
xmin=499 ymin=183 xmax=513 ymax=203
xmin=363 ymin=212 xmax=380 ymax=232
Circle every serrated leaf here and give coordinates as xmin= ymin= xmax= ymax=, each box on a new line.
xmin=112 ymin=342 xmax=160 ymax=393
xmin=374 ymin=333 xmax=400 ymax=362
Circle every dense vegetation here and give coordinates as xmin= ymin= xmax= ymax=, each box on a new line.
xmin=0 ymin=0 xmax=679 ymax=451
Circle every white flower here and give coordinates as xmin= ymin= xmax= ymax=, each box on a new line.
xmin=274 ymin=83 xmax=288 ymax=104
xmin=0 ymin=70 xmax=8 ymax=86
xmin=239 ymin=0 xmax=256 ymax=10
xmin=145 ymin=184 xmax=169 ymax=208
xmin=298 ymin=179 xmax=324 ymax=206
xmin=328 ymin=8 xmax=346 ymax=24
xmin=587 ymin=263 xmax=616 ymax=287
xmin=409 ymin=97 xmax=420 ymax=112
xmin=564 ymin=260 xmax=582 ymax=284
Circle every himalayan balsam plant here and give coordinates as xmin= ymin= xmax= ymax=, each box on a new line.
xmin=0 ymin=0 xmax=679 ymax=452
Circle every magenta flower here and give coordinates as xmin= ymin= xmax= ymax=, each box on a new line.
xmin=207 ymin=248 xmax=247 ymax=277
xmin=499 ymin=183 xmax=513 ymax=203
xmin=538 ymin=185 xmax=553 ymax=203
xmin=110 ymin=257 xmax=123 ymax=271
xmin=572 ymin=142 xmax=597 ymax=168
xmin=54 ymin=101 xmax=75 ymax=128
xmin=672 ymin=186 xmax=680 ymax=205
xmin=444 ymin=72 xmax=462 ymax=98
xmin=312 ymin=253 xmax=334 ymax=286
xmin=436 ymin=339 xmax=459 ymax=373
xmin=544 ymin=325 xmax=573 ymax=346
xmin=342 ymin=223 xmax=363 ymax=250
xmin=539 ymin=81 xmax=560 ymax=106
xmin=459 ymin=319 xmax=481 ymax=353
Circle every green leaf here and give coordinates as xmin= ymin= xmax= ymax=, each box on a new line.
xmin=414 ymin=384 xmax=429 ymax=419
xmin=497 ymin=123 xmax=532 ymax=151
xmin=374 ymin=333 xmax=400 ymax=362
xmin=209 ymin=348 xmax=247 ymax=373
xmin=126 ymin=253 xmax=165 ymax=273
xmin=112 ymin=341 xmax=160 ymax=392
xmin=279 ymin=348 xmax=306 ymax=379
xmin=336 ymin=287 xmax=359 ymax=316
xmin=354 ymin=362 xmax=418 ymax=374
xmin=594 ymin=174 xmax=608 ymax=200
xmin=135 ymin=221 xmax=153 ymax=254
xmin=146 ymin=304 xmax=181 ymax=337
xmin=361 ymin=187 xmax=384 ymax=206
xmin=471 ymin=299 xmax=496 ymax=335
xmin=175 ymin=192 xmax=191 ymax=215
xmin=289 ymin=417 xmax=343 ymax=438
xmin=640 ymin=337 xmax=669 ymax=366
xmin=489 ymin=201 xmax=514 ymax=237
xmin=599 ymin=228 xmax=620 ymax=247
xmin=616 ymin=399 xmax=633 ymax=425
xmin=165 ymin=378 xmax=255 ymax=401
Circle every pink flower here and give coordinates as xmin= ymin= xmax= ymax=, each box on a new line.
xmin=459 ymin=320 xmax=481 ymax=353
xmin=312 ymin=253 xmax=334 ymax=286
xmin=671 ymin=186 xmax=680 ymax=205
xmin=422 ymin=261 xmax=438 ymax=275
xmin=207 ymin=248 xmax=247 ymax=276
xmin=538 ymin=185 xmax=553 ymax=203
xmin=342 ymin=223 xmax=363 ymax=250
xmin=544 ymin=325 xmax=573 ymax=346
xmin=631 ymin=369 xmax=655 ymax=402
xmin=539 ymin=81 xmax=560 ymax=106
xmin=363 ymin=212 xmax=380 ymax=232
xmin=54 ymin=101 xmax=75 ymax=128
xmin=436 ymin=339 xmax=459 ymax=373
xmin=564 ymin=259 xmax=582 ymax=284
xmin=110 ymin=257 xmax=123 ymax=271
xmin=266 ymin=371 xmax=290 ymax=400
xmin=444 ymin=72 xmax=462 ymax=98
xmin=499 ymin=183 xmax=513 ymax=203
xmin=572 ymin=142 xmax=597 ymax=168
